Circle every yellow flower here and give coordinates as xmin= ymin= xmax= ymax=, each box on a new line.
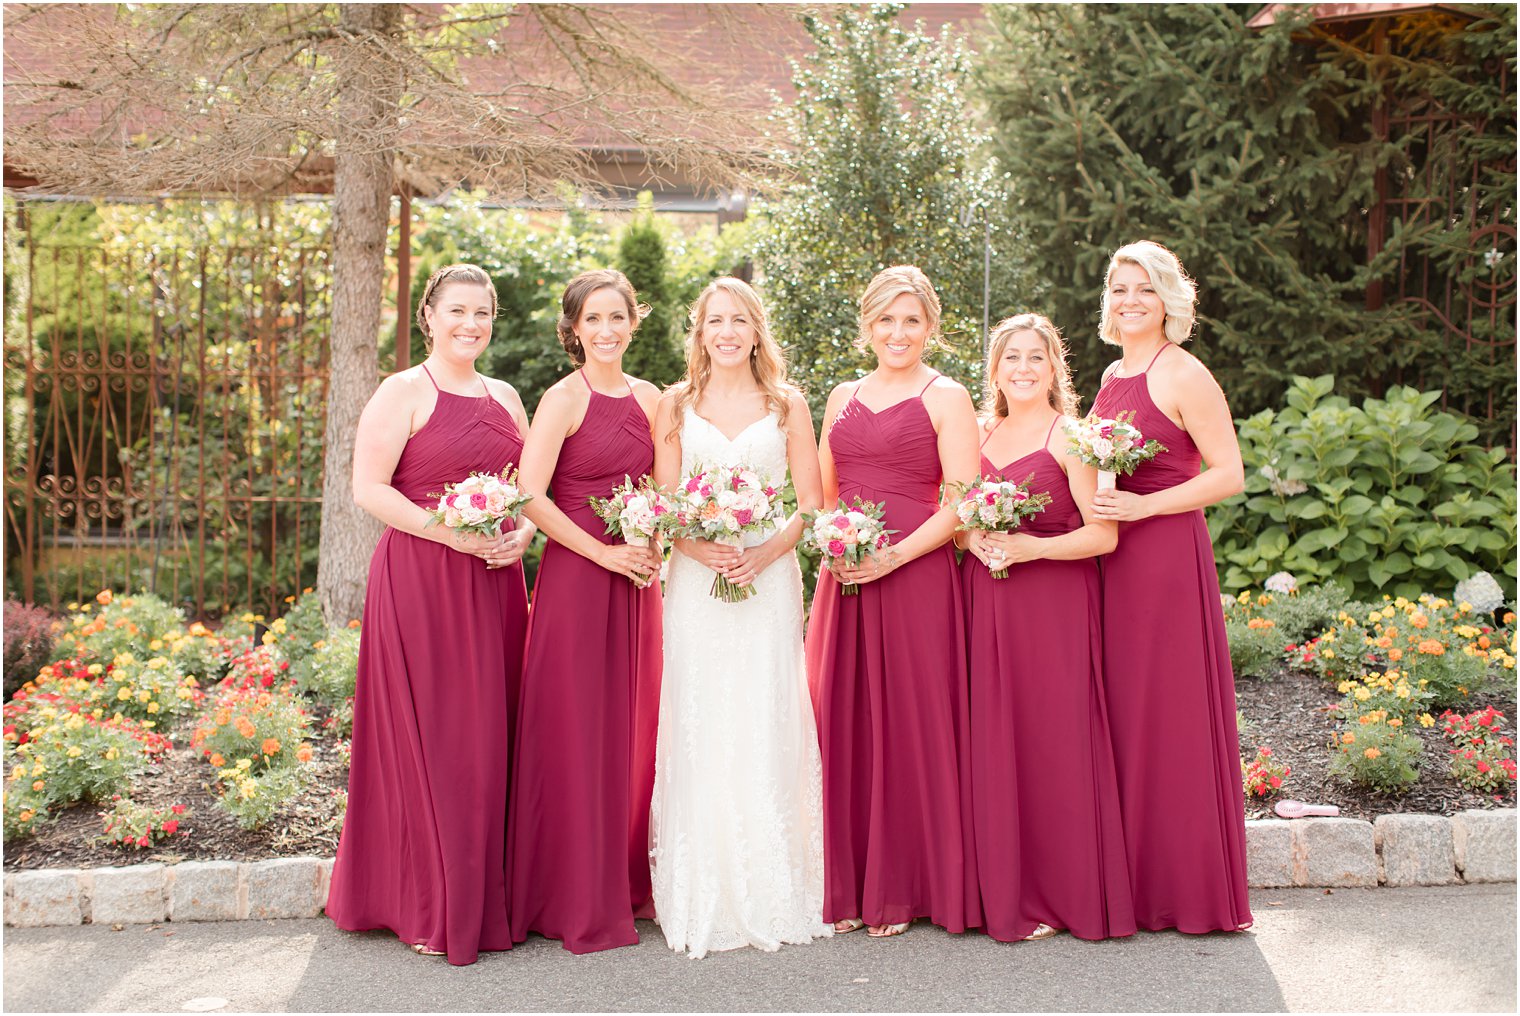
xmin=239 ymin=779 xmax=257 ymax=800
xmin=146 ymin=702 xmax=160 ymax=714
xmin=104 ymin=748 xmax=118 ymax=760
xmin=1419 ymin=713 xmax=1435 ymax=728
xmin=1354 ymin=687 xmax=1371 ymax=702
xmin=261 ymin=631 xmax=276 ymax=646
xmin=136 ymin=689 xmax=151 ymax=704
xmin=66 ymin=746 xmax=83 ymax=758
xmin=236 ymin=758 xmax=252 ymax=771
xmin=116 ymin=687 xmax=132 ymax=701
xmin=1323 ymin=649 xmax=1336 ymax=659
xmin=87 ymin=663 xmax=103 ymax=676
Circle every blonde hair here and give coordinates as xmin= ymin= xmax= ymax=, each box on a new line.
xmin=417 ymin=263 xmax=497 ymax=352
xmin=1098 ymin=240 xmax=1197 ymax=346
xmin=854 ymin=265 xmax=947 ymax=353
xmin=982 ymin=313 xmax=1079 ymax=419
xmin=667 ymin=277 xmax=795 ymax=441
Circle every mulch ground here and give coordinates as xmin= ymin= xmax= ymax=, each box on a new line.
xmin=1236 ymin=665 xmax=1517 ymax=821
xmin=5 ymin=668 xmax=1515 ymax=870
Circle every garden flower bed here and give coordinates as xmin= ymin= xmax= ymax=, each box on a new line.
xmin=2 ymin=579 xmax=1515 ymax=872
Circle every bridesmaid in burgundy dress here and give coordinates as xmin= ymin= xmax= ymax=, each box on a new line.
xmin=804 ymin=265 xmax=980 ymax=939
xmin=1089 ymin=241 xmax=1252 ymax=934
xmin=327 ymin=264 xmax=534 ymax=966
xmin=506 ymin=269 xmax=664 ymax=954
xmin=957 ymin=313 xmax=1134 ymax=943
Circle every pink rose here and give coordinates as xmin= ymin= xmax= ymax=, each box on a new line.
xmin=827 ymin=539 xmax=846 ymax=557
xmin=685 ymin=476 xmax=702 ymax=493
xmin=734 ymin=508 xmax=753 ymax=526
xmin=876 ymin=533 xmax=890 ymax=548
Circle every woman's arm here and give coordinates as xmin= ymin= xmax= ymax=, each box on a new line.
xmin=485 ymin=376 xmax=536 ymax=564
xmin=353 ymin=373 xmax=507 ymax=562
xmin=1091 ymin=357 xmax=1244 ymax=522
xmin=729 ymin=391 xmax=822 ymax=586
xmin=517 ymin=382 xmax=660 ymax=583
xmin=836 ymin=380 xmax=978 ymax=583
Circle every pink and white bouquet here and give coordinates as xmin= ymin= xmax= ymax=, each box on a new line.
xmin=426 ymin=469 xmax=533 ymax=538
xmin=1066 ymin=411 xmax=1166 ymax=489
xmin=589 ymin=475 xmax=676 ymax=549
xmin=668 ymin=464 xmax=791 ymax=603
xmin=801 ymin=498 xmax=896 ymax=597
xmin=950 ymin=473 xmax=1052 ymax=579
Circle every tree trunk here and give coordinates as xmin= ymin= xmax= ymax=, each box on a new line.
xmin=317 ymin=3 xmax=402 ymax=624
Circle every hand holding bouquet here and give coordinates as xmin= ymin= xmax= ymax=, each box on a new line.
xmin=951 ymin=473 xmax=1052 ymax=579
xmin=589 ymin=476 xmax=676 ymax=584
xmin=669 ymin=464 xmax=791 ymax=603
xmin=1066 ymin=411 xmax=1166 ymax=489
xmin=801 ymin=498 xmax=896 ymax=597
xmin=426 ymin=469 xmax=534 ymax=538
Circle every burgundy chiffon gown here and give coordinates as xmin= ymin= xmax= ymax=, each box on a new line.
xmin=326 ymin=369 xmax=529 ymax=967
xmin=961 ymin=416 xmax=1135 ymax=942
xmin=1092 ymin=344 xmax=1253 ymax=934
xmin=804 ymin=377 xmax=979 ymax=932
xmin=506 ymin=372 xmax=663 ymax=954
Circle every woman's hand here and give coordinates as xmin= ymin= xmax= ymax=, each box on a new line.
xmin=832 ymin=548 xmax=899 ymax=587
xmin=450 ymin=529 xmax=512 ymax=567
xmin=1090 ymin=488 xmax=1153 ymax=523
xmin=728 ymin=542 xmax=779 ymax=588
xmin=597 ymin=542 xmax=663 ymax=587
xmin=964 ymin=530 xmax=998 ymax=569
xmin=675 ymin=537 xmax=741 ymax=574
xmin=983 ymin=530 xmax=1043 ymax=566
xmin=486 ymin=528 xmax=533 ymax=570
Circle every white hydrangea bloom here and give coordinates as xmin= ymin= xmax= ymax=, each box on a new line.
xmin=1454 ymin=571 xmax=1506 ymax=613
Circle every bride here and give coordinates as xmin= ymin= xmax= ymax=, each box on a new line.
xmin=650 ymin=276 xmax=831 ymax=958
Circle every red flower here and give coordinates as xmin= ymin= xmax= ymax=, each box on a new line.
xmin=171 ymin=803 xmax=186 ymax=815
xmin=162 ymin=820 xmax=179 ymax=835
xmin=261 ymin=675 xmax=274 ymax=688
xmin=137 ymin=835 xmax=150 ymax=847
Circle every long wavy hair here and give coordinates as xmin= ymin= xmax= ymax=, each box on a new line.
xmin=982 ymin=313 xmax=1079 ymax=420
xmin=666 ymin=277 xmax=795 ymax=441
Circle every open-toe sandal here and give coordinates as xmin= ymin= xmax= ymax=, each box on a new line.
xmin=411 ymin=942 xmax=446 ymax=956
xmin=1020 ymin=923 xmax=1059 ymax=942
xmin=867 ymin=921 xmax=911 ymax=938
xmin=833 ymin=918 xmax=866 ymax=934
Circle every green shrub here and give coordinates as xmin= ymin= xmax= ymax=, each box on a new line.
xmin=97 ymin=795 xmax=190 ymax=850
xmin=51 ymin=591 xmax=188 ymax=664
xmin=3 ymin=601 xmax=58 ymax=699
xmin=1329 ymin=720 xmax=1424 ymax=794
xmin=299 ymin=626 xmax=360 ymax=711
xmin=1211 ymin=376 xmax=1517 ymax=601
xmin=2 ymin=712 xmax=170 ymax=838
xmin=211 ymin=760 xmax=309 ymax=831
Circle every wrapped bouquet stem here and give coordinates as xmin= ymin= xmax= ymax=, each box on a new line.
xmin=667 ymin=464 xmax=790 ymax=603
xmin=951 ymin=473 xmax=1051 ymax=579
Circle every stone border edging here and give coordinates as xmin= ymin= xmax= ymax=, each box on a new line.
xmin=4 ymin=811 xmax=1514 ymax=928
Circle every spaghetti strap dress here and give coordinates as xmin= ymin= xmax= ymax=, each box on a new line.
xmin=506 ymin=372 xmax=664 ymax=954
xmin=804 ymin=375 xmax=980 ymax=933
xmin=1091 ymin=344 xmax=1253 ymax=934
xmin=961 ymin=416 xmax=1135 ymax=942
xmin=326 ymin=368 xmax=529 ymax=967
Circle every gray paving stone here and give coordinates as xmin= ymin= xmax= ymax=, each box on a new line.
xmin=1244 ymin=819 xmax=1294 ymax=888
xmin=4 ymin=869 xmax=84 ymax=927
xmin=244 ymin=857 xmax=324 ymax=919
xmin=1375 ymin=814 xmax=1457 ymax=886
xmin=1453 ymin=808 xmax=1517 ymax=883
xmin=169 ymin=861 xmax=242 ymax=922
xmin=90 ymin=863 xmax=169 ymax=924
xmin=1293 ymin=817 xmax=1378 ymax=887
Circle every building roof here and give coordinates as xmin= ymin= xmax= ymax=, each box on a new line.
xmin=1246 ymin=2 xmax=1482 ymax=28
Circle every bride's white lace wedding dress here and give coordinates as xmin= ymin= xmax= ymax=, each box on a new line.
xmin=650 ymin=406 xmax=830 ymax=959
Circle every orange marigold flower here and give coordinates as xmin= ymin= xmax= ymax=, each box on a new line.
xmin=1411 ymin=613 xmax=1429 ymax=629
xmin=295 ymin=744 xmax=313 ymax=763
xmin=1418 ymin=639 xmax=1445 ymax=656
xmin=1388 ymin=647 xmax=1404 ymax=662
xmin=209 ymin=753 xmax=225 ymax=767
xmin=1363 ymin=747 xmax=1382 ymax=760
xmin=235 ymin=717 xmax=257 ymax=739
xmin=261 ymin=737 xmax=281 ymax=756
xmin=1478 ymin=636 xmax=1491 ymax=649
xmin=1341 ymin=732 xmax=1356 ymax=744
xmin=95 ymin=589 xmax=113 ymax=605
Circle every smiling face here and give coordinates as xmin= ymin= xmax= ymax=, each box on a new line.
xmin=1106 ymin=261 xmax=1166 ymax=343
xmin=697 ymin=287 xmax=757 ymax=369
xmin=867 ymin=292 xmax=930 ymax=370
xmin=422 ymin=281 xmax=495 ymax=364
xmin=574 ymin=286 xmax=635 ymax=365
xmin=995 ymin=328 xmax=1055 ymax=409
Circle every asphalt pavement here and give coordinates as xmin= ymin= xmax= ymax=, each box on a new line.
xmin=3 ymin=885 xmax=1515 ymax=1012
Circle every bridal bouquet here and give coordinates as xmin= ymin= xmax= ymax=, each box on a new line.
xmin=950 ymin=474 xmax=1052 ymax=579
xmin=589 ymin=475 xmax=676 ymax=551
xmin=668 ymin=464 xmax=790 ymax=603
xmin=1066 ymin=411 xmax=1166 ymax=490
xmin=801 ymin=498 xmax=896 ymax=597
xmin=426 ymin=469 xmax=533 ymax=538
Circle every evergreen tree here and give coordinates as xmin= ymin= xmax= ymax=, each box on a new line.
xmin=617 ymin=199 xmax=687 ymax=388
xmin=755 ymin=3 xmax=1032 ymax=420
xmin=976 ymin=4 xmax=1515 ymax=442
